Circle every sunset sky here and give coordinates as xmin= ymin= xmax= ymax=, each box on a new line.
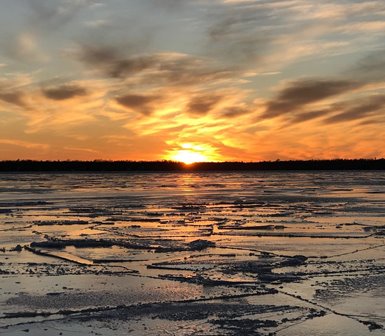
xmin=0 ymin=0 xmax=384 ymax=161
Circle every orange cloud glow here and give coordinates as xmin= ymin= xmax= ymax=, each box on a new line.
xmin=0 ymin=0 xmax=384 ymax=161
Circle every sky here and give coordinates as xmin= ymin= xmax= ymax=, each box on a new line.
xmin=0 ymin=0 xmax=384 ymax=162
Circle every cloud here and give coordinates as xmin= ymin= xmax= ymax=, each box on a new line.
xmin=0 ymin=138 xmax=49 ymax=150
xmin=78 ymin=44 xmax=237 ymax=87
xmin=1 ymin=0 xmax=98 ymax=62
xmin=203 ymin=0 xmax=385 ymax=73
xmin=0 ymin=90 xmax=26 ymax=107
xmin=219 ymin=105 xmax=252 ymax=118
xmin=83 ymin=19 xmax=109 ymax=28
xmin=349 ymin=49 xmax=385 ymax=82
xmin=0 ymin=74 xmax=35 ymax=109
xmin=148 ymin=0 xmax=189 ymax=10
xmin=116 ymin=93 xmax=160 ymax=115
xmin=27 ymin=0 xmax=96 ymax=31
xmin=2 ymin=31 xmax=47 ymax=62
xmin=187 ymin=94 xmax=222 ymax=115
xmin=324 ymin=95 xmax=385 ymax=124
xmin=206 ymin=1 xmax=275 ymax=64
xmin=263 ymin=78 xmax=362 ymax=118
xmin=289 ymin=109 xmax=329 ymax=124
xmin=1 ymin=0 xmax=385 ymax=161
xmin=42 ymin=84 xmax=87 ymax=100
xmin=79 ymin=45 xmax=158 ymax=78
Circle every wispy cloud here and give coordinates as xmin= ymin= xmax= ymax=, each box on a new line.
xmin=42 ymin=84 xmax=87 ymax=100
xmin=324 ymin=94 xmax=385 ymax=124
xmin=0 ymin=0 xmax=384 ymax=160
xmin=0 ymin=138 xmax=49 ymax=150
xmin=187 ymin=94 xmax=223 ymax=115
xmin=262 ymin=79 xmax=362 ymax=119
xmin=116 ymin=93 xmax=162 ymax=116
xmin=0 ymin=90 xmax=26 ymax=108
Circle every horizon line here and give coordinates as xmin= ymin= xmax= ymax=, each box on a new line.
xmin=1 ymin=158 xmax=384 ymax=163
xmin=1 ymin=158 xmax=385 ymax=172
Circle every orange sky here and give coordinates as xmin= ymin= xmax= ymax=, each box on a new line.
xmin=0 ymin=0 xmax=384 ymax=162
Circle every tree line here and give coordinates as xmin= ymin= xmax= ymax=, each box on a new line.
xmin=0 ymin=159 xmax=384 ymax=172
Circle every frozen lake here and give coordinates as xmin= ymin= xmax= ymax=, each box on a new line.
xmin=1 ymin=171 xmax=385 ymax=335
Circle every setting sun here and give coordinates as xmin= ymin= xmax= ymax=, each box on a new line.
xmin=165 ymin=143 xmax=219 ymax=164
xmin=172 ymin=149 xmax=207 ymax=164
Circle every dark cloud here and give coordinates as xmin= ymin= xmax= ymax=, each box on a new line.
xmin=280 ymin=94 xmax=385 ymax=126
xmin=357 ymin=117 xmax=385 ymax=126
xmin=263 ymin=79 xmax=361 ymax=118
xmin=155 ymin=66 xmax=234 ymax=88
xmin=78 ymin=44 xmax=236 ymax=86
xmin=220 ymin=106 xmax=251 ymax=118
xmin=324 ymin=95 xmax=385 ymax=124
xmin=187 ymin=94 xmax=222 ymax=115
xmin=79 ymin=45 xmax=158 ymax=79
xmin=116 ymin=94 xmax=160 ymax=115
xmin=0 ymin=89 xmax=26 ymax=107
xmin=287 ymin=109 xmax=328 ymax=124
xmin=42 ymin=85 xmax=87 ymax=100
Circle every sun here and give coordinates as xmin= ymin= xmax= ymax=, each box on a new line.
xmin=165 ymin=142 xmax=219 ymax=164
xmin=172 ymin=149 xmax=207 ymax=164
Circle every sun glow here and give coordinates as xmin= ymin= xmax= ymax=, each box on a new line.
xmin=165 ymin=143 xmax=218 ymax=164
xmin=172 ymin=149 xmax=207 ymax=164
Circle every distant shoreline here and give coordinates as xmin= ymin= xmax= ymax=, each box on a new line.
xmin=0 ymin=159 xmax=385 ymax=172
